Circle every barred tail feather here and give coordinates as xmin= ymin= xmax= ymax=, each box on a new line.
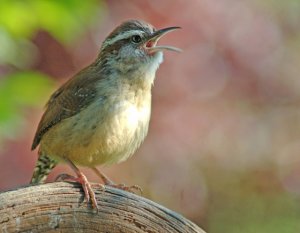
xmin=30 ymin=154 xmax=58 ymax=184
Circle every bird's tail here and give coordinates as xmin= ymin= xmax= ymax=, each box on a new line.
xmin=30 ymin=154 xmax=58 ymax=184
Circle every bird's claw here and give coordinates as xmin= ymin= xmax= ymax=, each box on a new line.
xmin=55 ymin=173 xmax=98 ymax=210
xmin=107 ymin=183 xmax=143 ymax=195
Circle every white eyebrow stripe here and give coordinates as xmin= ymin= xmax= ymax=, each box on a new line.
xmin=102 ymin=30 xmax=145 ymax=50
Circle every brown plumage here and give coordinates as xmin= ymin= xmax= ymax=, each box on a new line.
xmin=31 ymin=66 xmax=99 ymax=151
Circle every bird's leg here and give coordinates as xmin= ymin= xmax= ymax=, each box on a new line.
xmin=91 ymin=167 xmax=114 ymax=185
xmin=55 ymin=159 xmax=99 ymax=210
xmin=92 ymin=167 xmax=142 ymax=194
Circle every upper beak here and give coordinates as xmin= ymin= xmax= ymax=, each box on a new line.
xmin=144 ymin=26 xmax=182 ymax=53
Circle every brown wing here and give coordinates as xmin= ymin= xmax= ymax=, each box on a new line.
xmin=31 ymin=66 xmax=99 ymax=150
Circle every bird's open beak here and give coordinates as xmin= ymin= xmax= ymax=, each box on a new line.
xmin=144 ymin=26 xmax=182 ymax=53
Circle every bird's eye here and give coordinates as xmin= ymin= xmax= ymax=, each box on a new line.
xmin=131 ymin=35 xmax=142 ymax=43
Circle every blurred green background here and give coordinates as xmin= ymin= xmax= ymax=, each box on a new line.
xmin=1 ymin=0 xmax=300 ymax=232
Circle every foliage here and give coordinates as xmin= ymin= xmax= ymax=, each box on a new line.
xmin=0 ymin=0 xmax=103 ymax=147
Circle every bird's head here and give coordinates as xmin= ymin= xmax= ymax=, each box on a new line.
xmin=99 ymin=20 xmax=181 ymax=76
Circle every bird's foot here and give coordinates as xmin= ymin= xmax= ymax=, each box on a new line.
xmin=55 ymin=173 xmax=99 ymax=210
xmin=106 ymin=182 xmax=143 ymax=194
xmin=91 ymin=167 xmax=143 ymax=194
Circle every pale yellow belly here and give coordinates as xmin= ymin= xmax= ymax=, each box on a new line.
xmin=39 ymin=100 xmax=151 ymax=167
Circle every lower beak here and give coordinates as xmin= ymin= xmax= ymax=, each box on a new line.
xmin=144 ymin=26 xmax=182 ymax=53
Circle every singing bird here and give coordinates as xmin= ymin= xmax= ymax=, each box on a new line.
xmin=31 ymin=20 xmax=181 ymax=209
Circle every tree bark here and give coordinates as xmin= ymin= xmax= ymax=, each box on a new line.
xmin=0 ymin=182 xmax=205 ymax=233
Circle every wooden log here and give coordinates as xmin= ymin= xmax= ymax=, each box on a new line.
xmin=0 ymin=182 xmax=205 ymax=233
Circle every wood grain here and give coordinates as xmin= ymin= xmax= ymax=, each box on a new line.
xmin=0 ymin=182 xmax=205 ymax=233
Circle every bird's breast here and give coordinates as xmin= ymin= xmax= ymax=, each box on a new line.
xmin=84 ymin=97 xmax=151 ymax=165
xmin=40 ymin=84 xmax=152 ymax=167
xmin=112 ymin=100 xmax=151 ymax=133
